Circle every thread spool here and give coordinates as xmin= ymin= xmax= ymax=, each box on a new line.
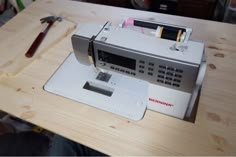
xmin=155 ymin=26 xmax=185 ymax=42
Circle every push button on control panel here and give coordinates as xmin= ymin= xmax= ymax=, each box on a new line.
xmin=175 ymin=74 xmax=182 ymax=78
xmin=159 ymin=65 xmax=166 ymax=69
xmin=165 ymin=77 xmax=172 ymax=81
xmin=148 ymin=63 xmax=154 ymax=66
xmin=167 ymin=67 xmax=174 ymax=71
xmin=139 ymin=65 xmax=145 ymax=69
xmin=120 ymin=69 xmax=125 ymax=72
xmin=148 ymin=67 xmax=154 ymax=71
xmin=166 ymin=72 xmax=173 ymax=76
xmin=173 ymin=79 xmax=181 ymax=83
xmin=165 ymin=81 xmax=171 ymax=85
xmin=139 ymin=70 xmax=144 ymax=73
xmin=139 ymin=60 xmax=145 ymax=64
xmin=126 ymin=71 xmax=130 ymax=74
xmin=157 ymin=79 xmax=164 ymax=83
xmin=158 ymin=75 xmax=164 ymax=79
xmin=173 ymin=83 xmax=180 ymax=87
xmin=158 ymin=70 xmax=165 ymax=74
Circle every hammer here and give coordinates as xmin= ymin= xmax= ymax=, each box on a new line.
xmin=25 ymin=16 xmax=62 ymax=58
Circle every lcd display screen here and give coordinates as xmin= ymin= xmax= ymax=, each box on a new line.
xmin=98 ymin=50 xmax=136 ymax=70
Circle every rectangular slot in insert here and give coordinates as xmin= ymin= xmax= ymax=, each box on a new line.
xmin=83 ymin=81 xmax=114 ymax=96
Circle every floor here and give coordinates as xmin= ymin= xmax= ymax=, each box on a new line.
xmin=0 ymin=111 xmax=7 ymax=119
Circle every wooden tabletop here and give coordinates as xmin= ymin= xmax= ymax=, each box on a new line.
xmin=0 ymin=0 xmax=236 ymax=155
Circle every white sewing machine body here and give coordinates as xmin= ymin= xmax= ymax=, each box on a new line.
xmin=44 ymin=19 xmax=206 ymax=120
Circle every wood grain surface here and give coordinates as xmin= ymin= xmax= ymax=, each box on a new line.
xmin=0 ymin=0 xmax=236 ymax=155
xmin=0 ymin=12 xmax=76 ymax=76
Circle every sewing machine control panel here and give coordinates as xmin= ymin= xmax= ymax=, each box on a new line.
xmin=96 ymin=47 xmax=198 ymax=93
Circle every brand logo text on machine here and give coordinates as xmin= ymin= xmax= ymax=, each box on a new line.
xmin=148 ymin=98 xmax=174 ymax=107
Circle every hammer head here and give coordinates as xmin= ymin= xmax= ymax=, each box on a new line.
xmin=40 ymin=16 xmax=62 ymax=24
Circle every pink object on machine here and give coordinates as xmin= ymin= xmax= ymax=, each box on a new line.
xmin=124 ymin=18 xmax=134 ymax=26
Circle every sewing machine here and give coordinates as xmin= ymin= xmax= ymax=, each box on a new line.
xmin=44 ymin=18 xmax=206 ymax=121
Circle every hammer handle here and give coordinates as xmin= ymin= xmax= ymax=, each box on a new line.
xmin=25 ymin=22 xmax=53 ymax=58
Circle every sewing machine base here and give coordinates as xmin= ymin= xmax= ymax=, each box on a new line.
xmin=44 ymin=53 xmax=149 ymax=121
